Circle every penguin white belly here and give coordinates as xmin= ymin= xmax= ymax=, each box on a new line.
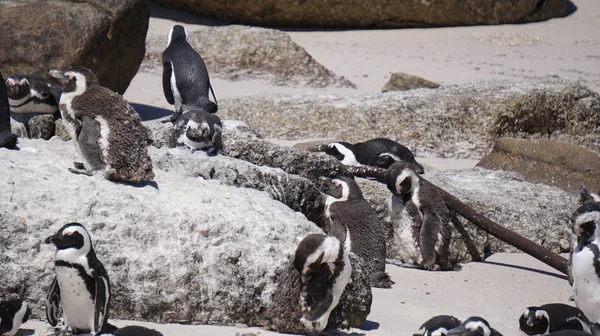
xmin=170 ymin=61 xmax=183 ymax=112
xmin=56 ymin=266 xmax=95 ymax=332
xmin=390 ymin=195 xmax=421 ymax=265
xmin=5 ymin=303 xmax=29 ymax=336
xmin=572 ymin=247 xmax=600 ymax=323
xmin=177 ymin=133 xmax=211 ymax=150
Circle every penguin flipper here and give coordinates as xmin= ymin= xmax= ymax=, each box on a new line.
xmin=162 ymin=62 xmax=175 ymax=105
xmin=94 ymin=274 xmax=110 ymax=333
xmin=45 ymin=277 xmax=62 ymax=327
xmin=208 ymin=81 xmax=218 ymax=106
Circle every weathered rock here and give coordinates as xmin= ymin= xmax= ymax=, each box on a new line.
xmin=381 ymin=72 xmax=440 ymax=92
xmin=0 ymin=0 xmax=149 ymax=94
xmin=54 ymin=119 xmax=70 ymax=141
xmin=217 ymin=77 xmax=600 ymax=159
xmin=477 ymin=138 xmax=600 ymax=195
xmin=142 ymin=25 xmax=355 ymax=88
xmin=292 ymin=139 xmax=332 ymax=152
xmin=0 ymin=138 xmax=370 ymax=330
xmin=152 ymin=0 xmax=567 ymax=28
xmin=10 ymin=114 xmax=56 ymax=140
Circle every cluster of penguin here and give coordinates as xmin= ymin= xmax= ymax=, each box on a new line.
xmin=3 ymin=22 xmax=600 ymax=336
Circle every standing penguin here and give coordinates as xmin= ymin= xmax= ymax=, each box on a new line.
xmin=5 ymin=74 xmax=60 ymax=115
xmin=318 ymin=138 xmax=424 ymax=174
xmin=519 ymin=303 xmax=592 ymax=335
xmin=414 ymin=315 xmax=462 ymax=336
xmin=447 ymin=317 xmax=503 ymax=336
xmin=162 ymin=25 xmax=217 ymax=122
xmin=320 ymin=176 xmax=393 ymax=288
xmin=385 ymin=161 xmax=457 ymax=271
xmin=0 ymin=71 xmax=17 ymax=148
xmin=49 ymin=67 xmax=154 ymax=183
xmin=294 ymin=213 xmax=351 ymax=333
xmin=0 ymin=299 xmax=31 ymax=336
xmin=45 ymin=223 xmax=112 ymax=334
xmin=173 ymin=109 xmax=222 ymax=153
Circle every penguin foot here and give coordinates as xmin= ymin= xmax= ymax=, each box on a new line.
xmin=68 ymin=168 xmax=94 ymax=176
xmin=370 ymin=272 xmax=395 ymax=289
xmin=73 ymin=162 xmax=85 ymax=170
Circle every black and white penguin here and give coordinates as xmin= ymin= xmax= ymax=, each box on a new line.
xmin=0 ymin=71 xmax=17 ymax=148
xmin=447 ymin=317 xmax=503 ymax=336
xmin=173 ymin=109 xmax=222 ymax=153
xmin=44 ymin=222 xmax=112 ymax=334
xmin=98 ymin=326 xmax=164 ymax=336
xmin=294 ymin=215 xmax=351 ymax=333
xmin=320 ymin=176 xmax=393 ymax=288
xmin=5 ymin=74 xmax=60 ymax=114
xmin=162 ymin=24 xmax=217 ymax=122
xmin=49 ymin=67 xmax=154 ymax=183
xmin=385 ymin=161 xmax=456 ymax=271
xmin=519 ymin=303 xmax=592 ymax=335
xmin=570 ymin=202 xmax=600 ymax=324
xmin=414 ymin=315 xmax=462 ymax=336
xmin=318 ymin=138 xmax=424 ymax=174
xmin=0 ymin=299 xmax=31 ymax=336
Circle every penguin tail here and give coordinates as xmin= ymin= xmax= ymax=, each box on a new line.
xmin=0 ymin=131 xmax=17 ymax=149
xmin=207 ymin=101 xmax=218 ymax=114
xmin=370 ymin=272 xmax=394 ymax=289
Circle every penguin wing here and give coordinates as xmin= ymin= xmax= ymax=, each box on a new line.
xmin=45 ymin=277 xmax=61 ymax=327
xmin=94 ymin=273 xmax=110 ymax=333
xmin=162 ymin=61 xmax=175 ymax=105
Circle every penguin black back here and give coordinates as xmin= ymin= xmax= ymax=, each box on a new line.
xmin=447 ymin=317 xmax=502 ymax=336
xmin=519 ymin=303 xmax=592 ymax=335
xmin=414 ymin=315 xmax=462 ymax=336
xmin=0 ymin=70 xmax=17 ymax=148
xmin=0 ymin=299 xmax=31 ymax=336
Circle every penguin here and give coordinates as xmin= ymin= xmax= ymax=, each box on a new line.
xmin=446 ymin=317 xmax=503 ymax=336
xmin=579 ymin=185 xmax=600 ymax=207
xmin=0 ymin=71 xmax=17 ymax=148
xmin=414 ymin=315 xmax=462 ymax=336
xmin=173 ymin=109 xmax=222 ymax=153
xmin=385 ymin=161 xmax=457 ymax=271
xmin=0 ymin=299 xmax=31 ymax=336
xmin=570 ymin=202 xmax=600 ymax=324
xmin=162 ymin=24 xmax=217 ymax=122
xmin=5 ymin=74 xmax=60 ymax=114
xmin=519 ymin=304 xmax=593 ymax=335
xmin=294 ymin=215 xmax=351 ymax=333
xmin=318 ymin=138 xmax=424 ymax=174
xmin=320 ymin=176 xmax=393 ymax=288
xmin=97 ymin=326 xmax=164 ymax=336
xmin=48 ymin=67 xmax=154 ymax=183
xmin=44 ymin=222 xmax=112 ymax=334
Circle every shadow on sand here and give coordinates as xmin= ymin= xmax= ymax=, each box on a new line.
xmin=131 ymin=103 xmax=173 ymax=122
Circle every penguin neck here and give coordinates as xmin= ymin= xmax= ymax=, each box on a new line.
xmin=328 ymin=220 xmax=348 ymax=247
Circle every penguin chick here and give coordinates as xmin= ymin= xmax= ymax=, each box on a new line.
xmin=0 ymin=299 xmax=31 ymax=336
xmin=414 ymin=315 xmax=462 ymax=336
xmin=162 ymin=25 xmax=217 ymax=122
xmin=5 ymin=74 xmax=60 ymax=114
xmin=318 ymin=138 xmax=424 ymax=174
xmin=321 ymin=176 xmax=393 ymax=288
xmin=45 ymin=222 xmax=112 ymax=334
xmin=0 ymin=71 xmax=17 ymax=148
xmin=174 ymin=109 xmax=222 ymax=153
xmin=97 ymin=326 xmax=164 ymax=336
xmin=385 ymin=162 xmax=456 ymax=271
xmin=49 ymin=67 xmax=154 ymax=183
xmin=519 ymin=303 xmax=592 ymax=335
xmin=447 ymin=317 xmax=502 ymax=336
xmin=294 ymin=223 xmax=351 ymax=334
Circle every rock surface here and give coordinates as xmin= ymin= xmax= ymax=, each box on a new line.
xmin=0 ymin=138 xmax=370 ymax=330
xmin=10 ymin=114 xmax=56 ymax=140
xmin=152 ymin=0 xmax=567 ymax=28
xmin=217 ymin=77 xmax=600 ymax=159
xmin=142 ymin=25 xmax=355 ymax=88
xmin=477 ymin=138 xmax=600 ymax=195
xmin=381 ymin=73 xmax=440 ymax=92
xmin=0 ymin=0 xmax=149 ymax=94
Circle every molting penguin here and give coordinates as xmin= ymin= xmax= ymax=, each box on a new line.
xmin=414 ymin=315 xmax=462 ymax=336
xmin=45 ymin=223 xmax=112 ymax=334
xmin=0 ymin=299 xmax=31 ymax=336
xmin=447 ymin=317 xmax=503 ymax=336
xmin=0 ymin=71 xmax=17 ymax=148
xmin=570 ymin=202 xmax=600 ymax=324
xmin=519 ymin=303 xmax=592 ymax=335
xmin=173 ymin=109 xmax=222 ymax=153
xmin=320 ymin=176 xmax=393 ymax=288
xmin=294 ymin=216 xmax=351 ymax=333
xmin=162 ymin=25 xmax=217 ymax=122
xmin=49 ymin=67 xmax=154 ymax=183
xmin=318 ymin=138 xmax=424 ymax=173
xmin=385 ymin=161 xmax=457 ymax=271
xmin=5 ymin=74 xmax=60 ymax=115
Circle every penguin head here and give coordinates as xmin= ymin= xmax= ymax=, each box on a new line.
xmin=319 ymin=176 xmax=364 ymax=201
xmin=416 ymin=315 xmax=462 ymax=336
xmin=319 ymin=142 xmax=359 ymax=166
xmin=447 ymin=317 xmax=493 ymax=336
xmin=167 ymin=24 xmax=188 ymax=46
xmin=519 ymin=307 xmax=549 ymax=335
xmin=49 ymin=67 xmax=98 ymax=96
xmin=385 ymin=161 xmax=419 ymax=196
xmin=571 ymin=204 xmax=600 ymax=250
xmin=579 ymin=185 xmax=600 ymax=206
xmin=5 ymin=75 xmax=30 ymax=100
xmin=45 ymin=222 xmax=93 ymax=256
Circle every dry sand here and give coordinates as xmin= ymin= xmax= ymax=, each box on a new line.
xmin=64 ymin=1 xmax=599 ymax=335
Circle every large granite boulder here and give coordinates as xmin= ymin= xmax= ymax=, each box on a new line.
xmin=381 ymin=73 xmax=440 ymax=92
xmin=152 ymin=0 xmax=567 ymax=28
xmin=477 ymin=138 xmax=600 ymax=195
xmin=0 ymin=138 xmax=371 ymax=332
xmin=142 ymin=25 xmax=355 ymax=88
xmin=0 ymin=0 xmax=149 ymax=94
xmin=217 ymin=77 xmax=600 ymax=159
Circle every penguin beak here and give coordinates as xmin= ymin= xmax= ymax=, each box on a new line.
xmin=315 ymin=144 xmax=328 ymax=152
xmin=318 ymin=176 xmax=333 ymax=194
xmin=447 ymin=326 xmax=476 ymax=336
xmin=526 ymin=315 xmax=536 ymax=327
xmin=48 ymin=70 xmax=67 ymax=86
xmin=44 ymin=233 xmax=59 ymax=245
